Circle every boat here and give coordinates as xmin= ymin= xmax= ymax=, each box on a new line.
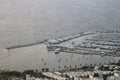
xmin=54 ymin=48 xmax=61 ymax=54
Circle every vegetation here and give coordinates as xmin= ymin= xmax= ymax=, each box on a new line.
xmin=1 ymin=60 xmax=120 ymax=79
xmin=0 ymin=69 xmax=52 ymax=80
xmin=93 ymin=73 xmax=99 ymax=77
xmin=0 ymin=70 xmax=22 ymax=80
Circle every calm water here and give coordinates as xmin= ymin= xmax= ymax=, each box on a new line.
xmin=0 ymin=0 xmax=120 ymax=47
xmin=0 ymin=0 xmax=120 ymax=71
xmin=0 ymin=43 xmax=120 ymax=71
xmin=0 ymin=34 xmax=120 ymax=71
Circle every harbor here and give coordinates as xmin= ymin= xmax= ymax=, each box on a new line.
xmin=47 ymin=31 xmax=120 ymax=57
xmin=0 ymin=0 xmax=120 ymax=79
xmin=0 ymin=31 xmax=120 ymax=72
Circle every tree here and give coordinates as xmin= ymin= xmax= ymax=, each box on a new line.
xmin=22 ymin=70 xmax=35 ymax=76
xmin=64 ymin=74 xmax=70 ymax=78
xmin=75 ymin=65 xmax=77 ymax=68
xmin=58 ymin=66 xmax=61 ymax=71
xmin=108 ymin=61 xmax=111 ymax=64
xmin=46 ymin=68 xmax=49 ymax=72
xmin=99 ymin=63 xmax=102 ymax=66
xmin=64 ymin=66 xmax=67 ymax=69
xmin=90 ymin=64 xmax=93 ymax=67
xmin=85 ymin=63 xmax=87 ymax=66
xmin=53 ymin=68 xmax=55 ymax=71
xmin=71 ymin=76 xmax=74 ymax=80
xmin=0 ymin=71 xmax=22 ymax=78
xmin=104 ymin=62 xmax=107 ymax=65
xmin=93 ymin=73 xmax=99 ymax=77
xmin=35 ymin=69 xmax=38 ymax=73
xmin=69 ymin=65 xmax=72 ymax=69
xmin=118 ymin=60 xmax=120 ymax=63
xmin=41 ymin=68 xmax=45 ymax=72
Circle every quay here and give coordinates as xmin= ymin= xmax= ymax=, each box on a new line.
xmin=47 ymin=45 xmax=107 ymax=55
xmin=47 ymin=45 xmax=120 ymax=56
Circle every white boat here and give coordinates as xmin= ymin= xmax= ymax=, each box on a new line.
xmin=54 ymin=48 xmax=61 ymax=54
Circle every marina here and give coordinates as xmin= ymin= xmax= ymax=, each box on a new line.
xmin=0 ymin=31 xmax=120 ymax=72
xmin=47 ymin=31 xmax=120 ymax=57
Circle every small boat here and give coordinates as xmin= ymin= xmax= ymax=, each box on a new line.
xmin=54 ymin=48 xmax=61 ymax=54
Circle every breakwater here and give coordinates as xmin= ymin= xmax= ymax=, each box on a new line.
xmin=6 ymin=32 xmax=95 ymax=50
xmin=6 ymin=39 xmax=48 ymax=50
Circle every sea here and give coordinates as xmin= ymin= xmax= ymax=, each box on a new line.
xmin=0 ymin=0 xmax=120 ymax=71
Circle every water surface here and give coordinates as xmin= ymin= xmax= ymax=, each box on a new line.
xmin=0 ymin=0 xmax=120 ymax=71
xmin=0 ymin=0 xmax=120 ymax=47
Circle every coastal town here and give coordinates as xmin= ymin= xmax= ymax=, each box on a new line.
xmin=0 ymin=30 xmax=120 ymax=80
xmin=1 ymin=60 xmax=120 ymax=80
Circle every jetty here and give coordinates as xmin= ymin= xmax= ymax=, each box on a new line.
xmin=6 ymin=39 xmax=48 ymax=50
xmin=6 ymin=31 xmax=95 ymax=50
